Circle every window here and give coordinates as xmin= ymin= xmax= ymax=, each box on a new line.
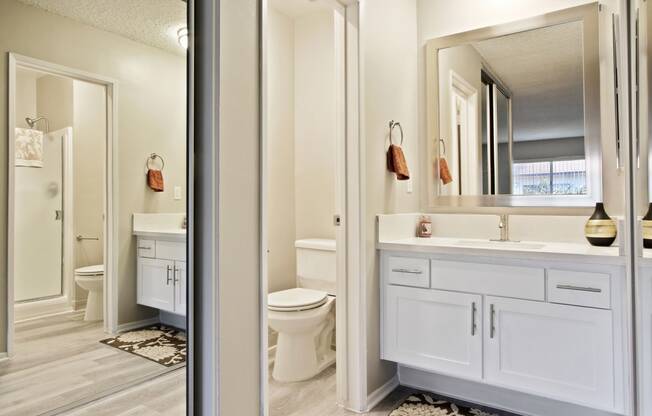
xmin=512 ymin=159 xmax=587 ymax=196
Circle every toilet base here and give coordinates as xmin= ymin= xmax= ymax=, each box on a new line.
xmin=84 ymin=289 xmax=103 ymax=321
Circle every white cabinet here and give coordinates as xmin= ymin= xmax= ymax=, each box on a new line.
xmin=174 ymin=261 xmax=187 ymax=315
xmin=380 ymin=252 xmax=626 ymax=413
xmin=484 ymin=296 xmax=614 ymax=409
xmin=383 ymin=285 xmax=482 ymax=379
xmin=136 ymin=237 xmax=186 ymax=316
xmin=137 ymin=258 xmax=175 ymax=311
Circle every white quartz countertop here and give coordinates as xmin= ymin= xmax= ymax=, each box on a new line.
xmin=378 ymin=236 xmax=624 ymax=265
xmin=132 ymin=213 xmax=186 ymax=241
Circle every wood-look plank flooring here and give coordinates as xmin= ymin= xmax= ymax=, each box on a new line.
xmin=63 ymin=363 xmax=408 ymax=416
xmin=0 ymin=312 xmax=175 ymax=416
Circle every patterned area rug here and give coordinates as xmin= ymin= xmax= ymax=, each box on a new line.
xmin=100 ymin=325 xmax=186 ymax=367
xmin=390 ymin=393 xmax=509 ymax=416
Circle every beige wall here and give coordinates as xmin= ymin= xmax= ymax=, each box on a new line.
xmin=437 ymin=45 xmax=483 ymax=196
xmin=72 ymin=80 xmax=106 ymax=305
xmin=266 ymin=7 xmax=337 ymax=295
xmin=361 ymin=0 xmax=420 ymax=395
xmin=267 ymin=7 xmax=297 ymax=294
xmin=219 ymin=0 xmax=261 ymax=413
xmin=294 ymin=11 xmax=337 ymax=241
xmin=417 ymin=0 xmax=625 ymax=215
xmin=0 ymin=0 xmax=186 ymax=349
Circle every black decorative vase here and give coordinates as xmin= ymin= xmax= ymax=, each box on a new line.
xmin=642 ymin=203 xmax=652 ymax=249
xmin=584 ymin=202 xmax=617 ymax=247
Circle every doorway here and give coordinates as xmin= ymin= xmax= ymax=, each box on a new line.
xmin=262 ymin=0 xmax=360 ymax=414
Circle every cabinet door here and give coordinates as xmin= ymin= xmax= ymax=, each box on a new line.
xmin=484 ymin=296 xmax=614 ymax=410
xmin=137 ymin=257 xmax=175 ymax=312
xmin=174 ymin=261 xmax=187 ymax=316
xmin=383 ymin=285 xmax=482 ymax=379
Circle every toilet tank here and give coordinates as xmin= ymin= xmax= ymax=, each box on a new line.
xmin=295 ymin=239 xmax=336 ymax=295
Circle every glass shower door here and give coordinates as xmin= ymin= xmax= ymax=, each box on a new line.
xmin=14 ymin=131 xmax=63 ymax=302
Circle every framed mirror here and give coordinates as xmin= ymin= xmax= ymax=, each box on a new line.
xmin=426 ymin=3 xmax=608 ymax=208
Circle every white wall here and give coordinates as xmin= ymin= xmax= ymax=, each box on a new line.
xmin=267 ymin=7 xmax=297 ymax=294
xmin=72 ymin=80 xmax=106 ymax=306
xmin=438 ymin=45 xmax=483 ymax=196
xmin=294 ymin=11 xmax=337 ymax=241
xmin=266 ymin=7 xmax=337 ymax=295
xmin=361 ymin=0 xmax=420 ymax=395
xmin=418 ymin=0 xmax=625 ymax=215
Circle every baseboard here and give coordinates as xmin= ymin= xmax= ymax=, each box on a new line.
xmin=365 ymin=374 xmax=399 ymax=412
xmin=115 ymin=317 xmax=159 ymax=333
xmin=159 ymin=311 xmax=186 ymax=330
xmin=14 ymin=296 xmax=73 ymax=322
xmin=398 ymin=365 xmax=621 ymax=416
xmin=71 ymin=298 xmax=87 ymax=311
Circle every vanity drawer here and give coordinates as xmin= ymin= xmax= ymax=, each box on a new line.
xmin=155 ymin=241 xmax=186 ymax=261
xmin=547 ymin=270 xmax=611 ymax=309
xmin=137 ymin=239 xmax=156 ymax=258
xmin=388 ymin=257 xmax=430 ymax=288
xmin=430 ymin=260 xmax=545 ymax=301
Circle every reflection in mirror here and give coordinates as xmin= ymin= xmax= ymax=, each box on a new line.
xmin=438 ymin=21 xmax=588 ymax=198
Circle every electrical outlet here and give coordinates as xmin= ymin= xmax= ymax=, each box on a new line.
xmin=406 ymin=179 xmax=413 ymax=193
xmin=174 ymin=186 xmax=182 ymax=200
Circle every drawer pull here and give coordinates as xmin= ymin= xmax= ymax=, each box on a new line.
xmin=166 ymin=265 xmax=173 ymax=285
xmin=490 ymin=304 xmax=496 ymax=339
xmin=138 ymin=246 xmax=152 ymax=250
xmin=471 ymin=302 xmax=477 ymax=336
xmin=556 ymin=284 xmax=602 ymax=293
xmin=391 ymin=268 xmax=423 ymax=275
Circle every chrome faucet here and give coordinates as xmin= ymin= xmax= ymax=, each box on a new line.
xmin=491 ymin=214 xmax=510 ymax=242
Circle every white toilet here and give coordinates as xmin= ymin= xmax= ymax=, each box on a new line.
xmin=74 ymin=264 xmax=104 ymax=321
xmin=268 ymin=239 xmax=336 ymax=382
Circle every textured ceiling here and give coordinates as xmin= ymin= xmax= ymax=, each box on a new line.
xmin=269 ymin=0 xmax=331 ymax=18
xmin=473 ymin=21 xmax=584 ymax=142
xmin=17 ymin=0 xmax=187 ymax=55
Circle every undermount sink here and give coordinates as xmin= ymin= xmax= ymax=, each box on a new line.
xmin=454 ymin=240 xmax=546 ymax=250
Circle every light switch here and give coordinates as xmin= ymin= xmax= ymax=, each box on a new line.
xmin=174 ymin=186 xmax=182 ymax=200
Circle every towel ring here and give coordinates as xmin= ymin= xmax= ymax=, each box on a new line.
xmin=389 ymin=120 xmax=404 ymax=146
xmin=439 ymin=138 xmax=446 ymax=157
xmin=146 ymin=153 xmax=165 ymax=171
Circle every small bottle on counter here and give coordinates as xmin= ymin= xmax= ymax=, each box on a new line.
xmin=417 ymin=215 xmax=432 ymax=238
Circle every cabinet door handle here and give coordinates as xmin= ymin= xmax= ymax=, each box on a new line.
xmin=166 ymin=265 xmax=173 ymax=285
xmin=556 ymin=284 xmax=602 ymax=293
xmin=174 ymin=267 xmax=180 ymax=284
xmin=391 ymin=268 xmax=423 ymax=275
xmin=471 ymin=302 xmax=477 ymax=336
xmin=490 ymin=304 xmax=496 ymax=339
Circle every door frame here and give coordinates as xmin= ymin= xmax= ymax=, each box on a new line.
xmin=6 ymin=53 xmax=119 ymax=355
xmin=260 ymin=0 xmax=364 ymax=412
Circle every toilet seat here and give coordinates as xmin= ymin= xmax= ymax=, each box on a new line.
xmin=75 ymin=264 xmax=104 ymax=276
xmin=268 ymin=288 xmax=327 ymax=311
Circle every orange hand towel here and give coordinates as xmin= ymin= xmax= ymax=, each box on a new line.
xmin=386 ymin=144 xmax=410 ymax=180
xmin=147 ymin=169 xmax=164 ymax=192
xmin=439 ymin=157 xmax=453 ymax=185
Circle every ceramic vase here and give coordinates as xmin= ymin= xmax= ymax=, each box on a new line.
xmin=584 ymin=202 xmax=617 ymax=247
xmin=642 ymin=203 xmax=652 ymax=249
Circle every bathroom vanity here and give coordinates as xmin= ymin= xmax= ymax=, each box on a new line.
xmin=133 ymin=214 xmax=187 ymax=317
xmin=378 ymin=217 xmax=630 ymax=415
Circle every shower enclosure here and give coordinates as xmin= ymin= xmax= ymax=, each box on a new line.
xmin=14 ymin=127 xmax=66 ymax=302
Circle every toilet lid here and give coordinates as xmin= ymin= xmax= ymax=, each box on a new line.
xmin=268 ymin=288 xmax=327 ymax=311
xmin=75 ymin=264 xmax=104 ymax=276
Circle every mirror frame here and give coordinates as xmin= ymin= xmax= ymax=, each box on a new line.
xmin=425 ymin=3 xmax=603 ymax=210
